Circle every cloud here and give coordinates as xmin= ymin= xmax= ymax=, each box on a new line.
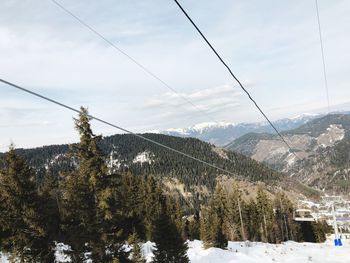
xmin=145 ymin=83 xmax=242 ymax=108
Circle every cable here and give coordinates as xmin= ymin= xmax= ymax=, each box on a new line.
xmin=173 ymin=0 xmax=299 ymax=160
xmin=49 ymin=0 xmax=219 ymax=124
xmin=0 ymin=78 xmax=237 ymax=176
xmin=315 ymin=0 xmax=330 ymax=113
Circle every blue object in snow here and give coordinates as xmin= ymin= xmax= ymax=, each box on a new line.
xmin=334 ymin=239 xmax=343 ymax=246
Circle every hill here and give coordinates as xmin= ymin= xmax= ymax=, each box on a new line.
xmin=228 ymin=114 xmax=350 ymax=196
xmin=0 ymin=133 xmax=318 ymax=205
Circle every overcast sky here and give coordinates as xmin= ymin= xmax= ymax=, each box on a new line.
xmin=1 ymin=0 xmax=350 ymax=150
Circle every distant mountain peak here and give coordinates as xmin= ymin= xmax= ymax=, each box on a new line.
xmin=151 ymin=114 xmax=321 ymax=146
xmin=190 ymin=121 xmax=235 ymax=133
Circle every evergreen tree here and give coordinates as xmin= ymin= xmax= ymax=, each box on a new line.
xmin=0 ymin=146 xmax=55 ymax=262
xmin=142 ymin=176 xmax=163 ymax=241
xmin=60 ymin=108 xmax=127 ymax=262
xmin=129 ymin=232 xmax=146 ymax=263
xmin=186 ymin=211 xmax=200 ymax=241
xmin=121 ymin=173 xmax=146 ymax=240
xmin=200 ymin=184 xmax=228 ymax=249
xmin=244 ymin=198 xmax=260 ymax=241
xmin=152 ymin=198 xmax=189 ymax=263
xmin=256 ymin=187 xmax=274 ymax=242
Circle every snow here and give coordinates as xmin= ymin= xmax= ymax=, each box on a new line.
xmin=163 ymin=121 xmax=235 ymax=135
xmin=317 ymin=124 xmax=345 ymax=148
xmin=107 ymin=150 xmax=121 ymax=169
xmin=139 ymin=238 xmax=350 ymax=263
xmin=133 ymin=151 xmax=154 ymax=164
xmin=290 ymin=113 xmax=319 ymax=120
xmin=2 ymin=237 xmax=350 ymax=263
xmin=191 ymin=122 xmax=234 ymax=133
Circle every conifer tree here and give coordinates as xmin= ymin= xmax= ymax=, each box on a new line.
xmin=152 ymin=197 xmax=189 ymax=263
xmin=129 ymin=232 xmax=146 ymax=263
xmin=186 ymin=211 xmax=200 ymax=241
xmin=200 ymin=184 xmax=228 ymax=249
xmin=0 ymin=146 xmax=55 ymax=262
xmin=122 ymin=173 xmax=146 ymax=239
xmin=256 ymin=187 xmax=275 ymax=243
xmin=244 ymin=198 xmax=260 ymax=241
xmin=142 ymin=176 xmax=163 ymax=241
xmin=60 ymin=108 xmax=127 ymax=262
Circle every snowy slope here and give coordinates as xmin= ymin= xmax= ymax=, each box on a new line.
xmin=1 ymin=237 xmax=350 ymax=263
xmin=142 ymin=237 xmax=350 ymax=263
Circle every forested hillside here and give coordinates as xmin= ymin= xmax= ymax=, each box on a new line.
xmin=229 ymin=114 xmax=350 ymax=196
xmin=0 ymin=128 xmax=318 ymax=206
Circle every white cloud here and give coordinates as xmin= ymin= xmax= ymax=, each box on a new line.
xmin=143 ymin=83 xmax=242 ymax=118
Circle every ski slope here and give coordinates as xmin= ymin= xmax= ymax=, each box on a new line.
xmin=144 ymin=236 xmax=350 ymax=263
xmin=1 ymin=236 xmax=349 ymax=263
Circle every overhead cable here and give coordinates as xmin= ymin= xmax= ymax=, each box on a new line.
xmin=50 ymin=0 xmax=218 ymax=124
xmin=0 ymin=78 xmax=236 ymax=176
xmin=315 ymin=0 xmax=330 ymax=113
xmin=173 ymin=0 xmax=299 ymax=160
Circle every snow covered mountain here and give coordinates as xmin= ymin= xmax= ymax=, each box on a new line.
xmin=155 ymin=114 xmax=320 ymax=146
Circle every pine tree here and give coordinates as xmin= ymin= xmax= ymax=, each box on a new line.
xmin=142 ymin=176 xmax=163 ymax=241
xmin=256 ymin=187 xmax=274 ymax=243
xmin=0 ymin=146 xmax=55 ymax=262
xmin=200 ymin=184 xmax=228 ymax=249
xmin=152 ymin=198 xmax=189 ymax=263
xmin=186 ymin=211 xmax=200 ymax=241
xmin=122 ymin=173 xmax=146 ymax=239
xmin=129 ymin=232 xmax=146 ymax=263
xmin=244 ymin=198 xmax=260 ymax=241
xmin=60 ymin=108 xmax=127 ymax=262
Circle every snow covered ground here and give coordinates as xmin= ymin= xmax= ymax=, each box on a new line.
xmin=185 ymin=238 xmax=350 ymax=263
xmin=1 ymin=236 xmax=350 ymax=263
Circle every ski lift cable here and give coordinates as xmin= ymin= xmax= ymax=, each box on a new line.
xmin=0 ymin=78 xmax=237 ymax=177
xmin=49 ymin=0 xmax=219 ymax=125
xmin=172 ymin=0 xmax=300 ymax=160
xmin=315 ymin=0 xmax=330 ymax=113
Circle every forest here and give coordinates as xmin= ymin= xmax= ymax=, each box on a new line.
xmin=0 ymin=108 xmax=330 ymax=262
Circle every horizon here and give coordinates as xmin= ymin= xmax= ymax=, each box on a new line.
xmin=1 ymin=110 xmax=349 ymax=152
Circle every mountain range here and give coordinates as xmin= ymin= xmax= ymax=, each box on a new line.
xmin=154 ymin=113 xmax=321 ymax=146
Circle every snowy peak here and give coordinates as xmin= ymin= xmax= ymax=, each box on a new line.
xmin=164 ymin=121 xmax=235 ymax=136
xmin=153 ymin=113 xmax=321 ymax=146
xmin=191 ymin=122 xmax=235 ymax=133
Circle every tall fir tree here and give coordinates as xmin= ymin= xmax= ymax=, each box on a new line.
xmin=0 ymin=146 xmax=55 ymax=262
xmin=60 ymin=108 xmax=128 ymax=262
xmin=256 ymin=187 xmax=275 ymax=243
xmin=128 ymin=232 xmax=146 ymax=263
xmin=200 ymin=184 xmax=228 ymax=249
xmin=152 ymin=197 xmax=189 ymax=263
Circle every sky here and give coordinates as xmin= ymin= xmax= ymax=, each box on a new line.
xmin=1 ymin=0 xmax=350 ymax=150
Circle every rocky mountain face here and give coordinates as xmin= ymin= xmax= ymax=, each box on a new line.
xmin=0 ymin=133 xmax=318 ymax=205
xmin=156 ymin=114 xmax=320 ymax=146
xmin=228 ymin=114 xmax=350 ymax=196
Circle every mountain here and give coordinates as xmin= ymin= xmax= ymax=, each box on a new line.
xmin=154 ymin=114 xmax=320 ymax=146
xmin=228 ymin=114 xmax=350 ymax=196
xmin=0 ymin=133 xmax=318 ymax=206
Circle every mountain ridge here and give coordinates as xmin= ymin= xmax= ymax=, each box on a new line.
xmin=0 ymin=133 xmax=319 ymax=205
xmin=152 ymin=113 xmax=321 ymax=146
xmin=229 ymin=113 xmax=350 ymax=196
